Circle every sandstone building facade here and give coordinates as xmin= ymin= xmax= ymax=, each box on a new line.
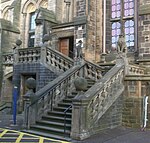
xmin=0 ymin=0 xmax=150 ymax=140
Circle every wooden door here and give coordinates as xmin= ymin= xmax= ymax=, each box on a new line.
xmin=59 ymin=39 xmax=69 ymax=56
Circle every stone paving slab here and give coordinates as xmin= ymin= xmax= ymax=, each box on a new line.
xmin=72 ymin=127 xmax=150 ymax=143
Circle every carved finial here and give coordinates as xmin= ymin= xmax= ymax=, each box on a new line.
xmin=15 ymin=39 xmax=22 ymax=46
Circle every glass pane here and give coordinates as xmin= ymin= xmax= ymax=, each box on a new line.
xmin=124 ymin=0 xmax=134 ymax=16
xmin=130 ymin=20 xmax=134 ymax=26
xmin=129 ymin=2 xmax=134 ymax=8
xmin=112 ymin=23 xmax=116 ymax=29
xmin=112 ymin=5 xmax=116 ymax=11
xmin=130 ymin=27 xmax=134 ymax=33
xmin=30 ymin=12 xmax=36 ymax=30
xmin=125 ymin=21 xmax=129 ymax=27
xmin=117 ymin=0 xmax=121 ymax=4
xmin=130 ymin=42 xmax=134 ymax=46
xmin=112 ymin=12 xmax=116 ymax=18
xmin=130 ymin=35 xmax=134 ymax=40
xmin=112 ymin=0 xmax=116 ymax=4
xmin=125 ymin=28 xmax=129 ymax=34
xmin=117 ymin=22 xmax=121 ymax=28
xmin=111 ymin=0 xmax=121 ymax=18
xmin=117 ymin=5 xmax=120 ymax=10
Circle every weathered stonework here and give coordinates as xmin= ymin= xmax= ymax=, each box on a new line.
xmin=11 ymin=63 xmax=58 ymax=110
xmin=122 ymin=97 xmax=143 ymax=128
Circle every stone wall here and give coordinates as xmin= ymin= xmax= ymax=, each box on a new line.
xmin=139 ymin=14 xmax=150 ymax=59
xmin=85 ymin=0 xmax=102 ymax=62
xmin=94 ymin=95 xmax=123 ymax=131
xmin=13 ymin=63 xmax=58 ymax=93
xmin=138 ymin=1 xmax=150 ymax=61
xmin=2 ymin=30 xmax=19 ymax=53
xmin=11 ymin=63 xmax=58 ymax=111
xmin=122 ymin=79 xmax=150 ymax=129
xmin=122 ymin=97 xmax=143 ymax=128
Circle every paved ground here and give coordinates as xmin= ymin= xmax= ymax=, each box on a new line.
xmin=1 ymin=112 xmax=150 ymax=143
xmin=73 ymin=127 xmax=150 ymax=143
xmin=0 ymin=112 xmax=69 ymax=143
xmin=0 ymin=128 xmax=69 ymax=143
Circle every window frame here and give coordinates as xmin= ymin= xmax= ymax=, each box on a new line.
xmin=28 ymin=12 xmax=36 ymax=47
xmin=110 ymin=0 xmax=135 ymax=53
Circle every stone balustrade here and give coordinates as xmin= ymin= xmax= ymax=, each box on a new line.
xmin=2 ymin=53 xmax=13 ymax=65
xmin=25 ymin=61 xmax=105 ymax=128
xmin=71 ymin=59 xmax=125 ymax=140
xmin=84 ymin=61 xmax=104 ymax=81
xmin=128 ymin=64 xmax=145 ymax=75
xmin=18 ymin=47 xmax=41 ymax=63
xmin=46 ymin=47 xmax=74 ymax=72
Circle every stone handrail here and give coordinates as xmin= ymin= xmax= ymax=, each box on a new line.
xmin=46 ymin=47 xmax=74 ymax=72
xmin=2 ymin=53 xmax=13 ymax=65
xmin=71 ymin=59 xmax=125 ymax=140
xmin=128 ymin=64 xmax=145 ymax=75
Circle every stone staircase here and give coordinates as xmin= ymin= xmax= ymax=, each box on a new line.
xmin=3 ymin=46 xmax=135 ymax=140
xmin=23 ymin=77 xmax=95 ymax=140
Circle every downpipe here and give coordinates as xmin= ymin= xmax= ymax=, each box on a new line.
xmin=141 ymin=96 xmax=148 ymax=131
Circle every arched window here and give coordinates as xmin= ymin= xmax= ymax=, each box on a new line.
xmin=111 ymin=0 xmax=135 ymax=52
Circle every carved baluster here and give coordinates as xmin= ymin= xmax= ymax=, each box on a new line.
xmin=23 ymin=51 xmax=28 ymax=63
xmin=28 ymin=50 xmax=32 ymax=62
xmin=10 ymin=55 xmax=13 ymax=64
xmin=46 ymin=50 xmax=50 ymax=64
xmin=36 ymin=50 xmax=40 ymax=62
xmin=19 ymin=51 xmax=23 ymax=63
xmin=32 ymin=50 xmax=37 ymax=62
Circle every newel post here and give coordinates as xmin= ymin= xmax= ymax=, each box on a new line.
xmin=13 ymin=39 xmax=22 ymax=63
xmin=71 ymin=77 xmax=90 ymax=140
xmin=40 ymin=34 xmax=49 ymax=64
xmin=23 ymin=77 xmax=36 ymax=129
xmin=71 ymin=98 xmax=90 ymax=140
xmin=40 ymin=45 xmax=47 ymax=64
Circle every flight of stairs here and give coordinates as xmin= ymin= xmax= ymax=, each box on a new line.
xmin=23 ymin=77 xmax=95 ymax=141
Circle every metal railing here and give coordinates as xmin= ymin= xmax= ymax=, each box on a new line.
xmin=64 ymin=104 xmax=72 ymax=137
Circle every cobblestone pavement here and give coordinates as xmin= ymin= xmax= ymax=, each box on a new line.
xmin=0 ymin=128 xmax=70 ymax=143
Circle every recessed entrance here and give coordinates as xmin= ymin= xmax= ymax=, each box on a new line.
xmin=59 ymin=36 xmax=74 ymax=59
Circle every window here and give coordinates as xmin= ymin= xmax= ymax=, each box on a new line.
xmin=111 ymin=0 xmax=135 ymax=52
xmin=28 ymin=12 xmax=36 ymax=47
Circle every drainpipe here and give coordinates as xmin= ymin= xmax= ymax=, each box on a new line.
xmin=142 ymin=96 xmax=148 ymax=131
xmin=103 ymin=0 xmax=106 ymax=54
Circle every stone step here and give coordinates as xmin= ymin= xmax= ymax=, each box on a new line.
xmin=30 ymin=125 xmax=70 ymax=136
xmin=63 ymin=98 xmax=72 ymax=103
xmin=36 ymin=120 xmax=71 ymax=130
xmin=42 ymin=115 xmax=71 ymax=123
xmin=23 ymin=129 xmax=71 ymax=141
xmin=53 ymin=106 xmax=72 ymax=113
xmin=57 ymin=102 xmax=72 ymax=108
xmin=47 ymin=111 xmax=72 ymax=118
